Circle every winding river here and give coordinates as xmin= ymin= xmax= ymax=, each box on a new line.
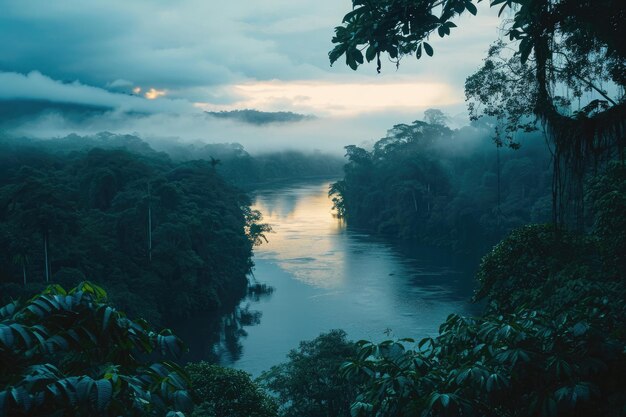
xmin=209 ymin=178 xmax=481 ymax=376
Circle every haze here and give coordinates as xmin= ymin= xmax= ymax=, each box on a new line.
xmin=0 ymin=0 xmax=500 ymax=153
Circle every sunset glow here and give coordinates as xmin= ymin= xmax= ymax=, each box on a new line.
xmin=229 ymin=80 xmax=461 ymax=116
xmin=144 ymin=88 xmax=166 ymax=100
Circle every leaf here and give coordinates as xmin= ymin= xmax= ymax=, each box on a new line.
xmin=351 ymin=401 xmax=373 ymax=417
xmin=354 ymin=48 xmax=364 ymax=65
xmin=423 ymin=42 xmax=434 ymax=57
xmin=0 ymin=326 xmax=15 ymax=348
xmin=76 ymin=377 xmax=94 ymax=403
xmin=498 ymin=2 xmax=508 ymax=17
xmin=173 ymin=390 xmax=193 ymax=412
xmin=95 ymin=379 xmax=112 ymax=411
xmin=342 ymin=6 xmax=366 ymax=23
xmin=465 ymin=1 xmax=478 ymax=15
xmin=10 ymin=324 xmax=33 ymax=349
xmin=347 ymin=54 xmax=358 ymax=70
xmin=0 ymin=303 xmax=16 ymax=319
xmin=416 ymin=44 xmax=423 ymax=59
xmin=365 ymin=45 xmax=376 ymax=62
xmin=11 ymin=387 xmax=30 ymax=411
xmin=519 ymin=37 xmax=533 ymax=64
xmin=102 ymin=306 xmax=114 ymax=332
xmin=328 ymin=44 xmax=346 ymax=65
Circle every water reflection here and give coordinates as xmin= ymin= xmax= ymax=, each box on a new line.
xmin=177 ymin=294 xmax=271 ymax=365
xmin=220 ymin=179 xmax=480 ymax=376
xmin=253 ymin=184 xmax=347 ymax=288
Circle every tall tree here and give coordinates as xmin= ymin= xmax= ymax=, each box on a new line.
xmin=329 ymin=0 xmax=625 ymax=226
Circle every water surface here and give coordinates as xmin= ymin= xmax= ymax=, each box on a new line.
xmin=215 ymin=178 xmax=479 ymax=376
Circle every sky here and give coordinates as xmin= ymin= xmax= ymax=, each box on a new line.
xmin=0 ymin=0 xmax=502 ymax=153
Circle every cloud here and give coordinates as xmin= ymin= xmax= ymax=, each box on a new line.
xmin=228 ymin=80 xmax=461 ymax=116
xmin=0 ymin=71 xmax=194 ymax=113
xmin=0 ymin=0 xmax=505 ymax=153
xmin=0 ymin=0 xmax=502 ymax=110
xmin=4 ymin=97 xmax=471 ymax=157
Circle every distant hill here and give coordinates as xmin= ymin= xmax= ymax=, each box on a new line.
xmin=206 ymin=109 xmax=314 ymax=125
xmin=0 ymin=99 xmax=112 ymax=126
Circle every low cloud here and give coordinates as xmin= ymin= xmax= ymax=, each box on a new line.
xmin=0 ymin=71 xmax=194 ymax=113
xmin=4 ymin=98 xmax=471 ymax=156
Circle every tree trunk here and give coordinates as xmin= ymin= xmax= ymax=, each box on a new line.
xmin=411 ymin=190 xmax=418 ymax=212
xmin=22 ymin=262 xmax=27 ymax=286
xmin=148 ymin=200 xmax=152 ymax=261
xmin=43 ymin=233 xmax=49 ymax=283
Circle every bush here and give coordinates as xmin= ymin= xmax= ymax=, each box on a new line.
xmin=474 ymin=224 xmax=596 ymax=311
xmin=186 ymin=362 xmax=277 ymax=417
xmin=259 ymin=330 xmax=357 ymax=417
xmin=342 ymin=288 xmax=626 ymax=417
xmin=0 ymin=282 xmax=191 ymax=416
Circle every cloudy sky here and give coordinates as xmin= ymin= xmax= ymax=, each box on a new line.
xmin=0 ymin=0 xmax=502 ymax=152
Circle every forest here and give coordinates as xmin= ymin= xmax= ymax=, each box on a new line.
xmin=329 ymin=114 xmax=553 ymax=255
xmin=1 ymin=0 xmax=625 ymax=416
xmin=0 ymin=134 xmax=266 ymax=324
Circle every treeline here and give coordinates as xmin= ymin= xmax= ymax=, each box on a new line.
xmin=10 ymin=132 xmax=345 ymax=186
xmin=151 ymin=139 xmax=344 ymax=186
xmin=205 ymin=109 xmax=314 ymax=125
xmin=330 ymin=118 xmax=553 ymax=254
xmin=0 ymin=135 xmax=269 ymax=324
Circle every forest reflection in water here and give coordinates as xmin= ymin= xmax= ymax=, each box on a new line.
xmin=182 ymin=178 xmax=479 ymax=375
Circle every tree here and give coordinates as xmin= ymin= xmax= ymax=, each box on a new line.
xmin=185 ymin=362 xmax=277 ymax=417
xmin=423 ymin=108 xmax=447 ymax=127
xmin=329 ymin=0 xmax=625 ymax=226
xmin=0 ymin=282 xmax=192 ymax=416
xmin=259 ymin=330 xmax=358 ymax=417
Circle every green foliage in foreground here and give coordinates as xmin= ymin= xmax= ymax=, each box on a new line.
xmin=336 ymin=164 xmax=625 ymax=416
xmin=186 ymin=362 xmax=277 ymax=417
xmin=0 ymin=282 xmax=192 ymax=417
xmin=343 ymin=296 xmax=625 ymax=417
xmin=259 ymin=330 xmax=358 ymax=417
xmin=342 ymin=239 xmax=624 ymax=416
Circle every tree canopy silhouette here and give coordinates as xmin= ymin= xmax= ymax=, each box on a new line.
xmin=330 ymin=0 xmax=625 ymax=226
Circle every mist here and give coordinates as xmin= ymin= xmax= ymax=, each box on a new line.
xmin=1 ymin=101 xmax=477 ymax=157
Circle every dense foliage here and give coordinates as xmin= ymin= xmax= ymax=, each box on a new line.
xmin=186 ymin=362 xmax=277 ymax=417
xmin=0 ymin=135 xmax=268 ymax=323
xmin=330 ymin=0 xmax=625 ymax=229
xmin=0 ymin=282 xmax=192 ymax=417
xmin=259 ymin=330 xmax=358 ymax=417
xmin=330 ymin=117 xmax=553 ymax=254
xmin=338 ymin=163 xmax=626 ymax=416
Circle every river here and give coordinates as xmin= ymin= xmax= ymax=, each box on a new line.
xmin=181 ymin=178 xmax=480 ymax=376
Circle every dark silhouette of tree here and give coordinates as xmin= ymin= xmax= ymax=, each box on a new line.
xmin=330 ymin=0 xmax=625 ymax=227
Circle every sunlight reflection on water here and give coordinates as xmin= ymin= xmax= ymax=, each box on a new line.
xmin=252 ymin=184 xmax=347 ymax=288
xmin=213 ymin=178 xmax=479 ymax=376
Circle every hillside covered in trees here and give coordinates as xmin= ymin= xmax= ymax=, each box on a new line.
xmin=0 ymin=135 xmax=270 ymax=324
